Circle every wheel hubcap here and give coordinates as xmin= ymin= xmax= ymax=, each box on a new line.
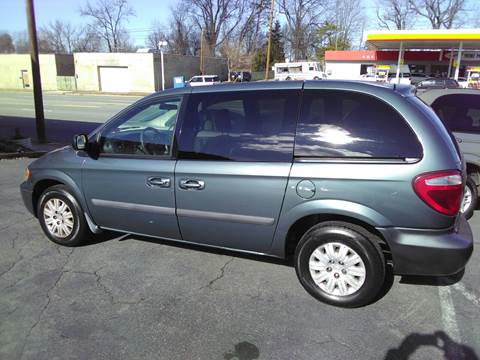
xmin=43 ymin=198 xmax=74 ymax=238
xmin=461 ymin=186 xmax=472 ymax=213
xmin=309 ymin=242 xmax=366 ymax=297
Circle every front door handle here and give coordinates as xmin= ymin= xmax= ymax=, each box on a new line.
xmin=179 ymin=179 xmax=205 ymax=190
xmin=147 ymin=177 xmax=171 ymax=188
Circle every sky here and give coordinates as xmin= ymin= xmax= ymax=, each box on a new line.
xmin=0 ymin=0 xmax=476 ymax=47
xmin=0 ymin=0 xmax=177 ymax=45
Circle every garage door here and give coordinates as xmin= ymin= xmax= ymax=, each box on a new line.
xmin=99 ymin=66 xmax=130 ymax=92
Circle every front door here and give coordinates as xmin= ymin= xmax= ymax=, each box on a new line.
xmin=175 ymin=88 xmax=301 ymax=253
xmin=82 ymin=96 xmax=183 ymax=239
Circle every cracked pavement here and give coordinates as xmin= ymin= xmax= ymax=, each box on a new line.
xmin=1 ymin=158 xmax=480 ymax=360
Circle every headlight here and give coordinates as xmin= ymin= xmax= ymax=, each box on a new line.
xmin=23 ymin=167 xmax=30 ymax=181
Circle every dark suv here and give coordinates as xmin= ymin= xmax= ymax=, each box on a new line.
xmin=20 ymin=81 xmax=473 ymax=307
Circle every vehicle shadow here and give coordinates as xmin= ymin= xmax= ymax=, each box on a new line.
xmin=69 ymin=230 xmax=125 ymax=247
xmin=86 ymin=231 xmax=398 ymax=304
xmin=385 ymin=331 xmax=478 ymax=360
xmin=117 ymin=233 xmax=292 ymax=267
xmin=0 ymin=115 xmax=100 ymax=144
xmin=399 ymin=269 xmax=465 ymax=286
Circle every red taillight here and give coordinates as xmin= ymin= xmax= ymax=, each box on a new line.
xmin=413 ymin=170 xmax=463 ymax=216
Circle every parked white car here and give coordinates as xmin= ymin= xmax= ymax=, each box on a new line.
xmin=457 ymin=77 xmax=469 ymax=88
xmin=418 ymin=88 xmax=480 ymax=219
xmin=188 ymin=75 xmax=220 ymax=87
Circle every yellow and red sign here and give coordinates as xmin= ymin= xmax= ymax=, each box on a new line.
xmin=366 ymin=31 xmax=480 ymax=42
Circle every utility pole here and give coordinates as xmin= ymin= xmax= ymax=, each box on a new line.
xmin=264 ymin=0 xmax=275 ymax=80
xmin=200 ymin=29 xmax=204 ymax=75
xmin=26 ymin=0 xmax=45 ymax=143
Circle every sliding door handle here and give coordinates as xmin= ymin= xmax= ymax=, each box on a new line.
xmin=147 ymin=177 xmax=171 ymax=188
xmin=179 ymin=179 xmax=205 ymax=190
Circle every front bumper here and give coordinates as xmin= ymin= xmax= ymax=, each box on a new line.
xmin=378 ymin=215 xmax=473 ymax=276
xmin=20 ymin=181 xmax=35 ymax=216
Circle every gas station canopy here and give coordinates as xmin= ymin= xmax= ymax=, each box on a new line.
xmin=364 ymin=29 xmax=480 ymax=50
xmin=363 ymin=29 xmax=480 ymax=81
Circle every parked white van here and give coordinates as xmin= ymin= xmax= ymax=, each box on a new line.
xmin=274 ymin=62 xmax=327 ymax=81
xmin=386 ymin=65 xmax=411 ymax=85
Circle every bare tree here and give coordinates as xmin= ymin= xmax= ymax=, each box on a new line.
xmin=12 ymin=31 xmax=29 ymax=53
xmin=330 ymin=0 xmax=365 ymax=50
xmin=73 ymin=26 xmax=103 ymax=52
xmin=279 ymin=0 xmax=329 ymax=60
xmin=376 ymin=0 xmax=415 ymax=29
xmin=169 ymin=3 xmax=195 ymax=55
xmin=408 ymin=0 xmax=465 ymax=29
xmin=146 ymin=22 xmax=169 ymax=50
xmin=235 ymin=0 xmax=270 ymax=54
xmin=0 ymin=32 xmax=15 ymax=53
xmin=178 ymin=0 xmax=251 ymax=56
xmin=80 ymin=0 xmax=135 ymax=52
xmin=146 ymin=15 xmax=194 ymax=55
xmin=40 ymin=20 xmax=77 ymax=53
xmin=218 ymin=0 xmax=269 ymax=70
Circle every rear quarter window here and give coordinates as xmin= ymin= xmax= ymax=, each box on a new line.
xmin=295 ymin=90 xmax=423 ymax=159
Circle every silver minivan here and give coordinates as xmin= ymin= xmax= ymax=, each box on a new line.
xmin=21 ymin=81 xmax=473 ymax=307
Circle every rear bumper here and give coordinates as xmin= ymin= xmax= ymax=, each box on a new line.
xmin=378 ymin=215 xmax=473 ymax=276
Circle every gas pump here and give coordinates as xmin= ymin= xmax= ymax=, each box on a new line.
xmin=375 ymin=65 xmax=390 ymax=83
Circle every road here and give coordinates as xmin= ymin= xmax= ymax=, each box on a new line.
xmin=0 ymin=91 xmax=141 ymax=123
xmin=1 ymin=158 xmax=479 ymax=360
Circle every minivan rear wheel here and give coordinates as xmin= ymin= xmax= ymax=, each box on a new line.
xmin=294 ymin=221 xmax=385 ymax=307
xmin=461 ymin=177 xmax=477 ymax=220
xmin=37 ymin=185 xmax=92 ymax=246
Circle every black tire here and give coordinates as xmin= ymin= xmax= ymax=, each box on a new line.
xmin=294 ymin=221 xmax=386 ymax=308
xmin=313 ymin=76 xmax=320 ymax=80
xmin=37 ymin=185 xmax=92 ymax=246
xmin=285 ymin=76 xmax=291 ymax=81
xmin=461 ymin=177 xmax=478 ymax=220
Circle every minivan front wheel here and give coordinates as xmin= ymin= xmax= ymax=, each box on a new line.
xmin=38 ymin=185 xmax=92 ymax=246
xmin=461 ymin=177 xmax=477 ymax=220
xmin=295 ymin=221 xmax=385 ymax=307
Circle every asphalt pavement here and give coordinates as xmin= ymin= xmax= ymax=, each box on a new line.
xmin=0 ymin=91 xmax=141 ymax=123
xmin=0 ymin=158 xmax=479 ymax=360
xmin=0 ymin=91 xmax=141 ymax=145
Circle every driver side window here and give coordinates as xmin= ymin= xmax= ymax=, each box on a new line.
xmin=100 ymin=97 xmax=182 ymax=156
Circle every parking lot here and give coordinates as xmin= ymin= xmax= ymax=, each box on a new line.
xmin=1 ymin=158 xmax=479 ymax=360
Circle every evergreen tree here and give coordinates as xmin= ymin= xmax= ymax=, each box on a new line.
xmin=315 ymin=22 xmax=351 ymax=61
xmin=253 ymin=20 xmax=285 ymax=72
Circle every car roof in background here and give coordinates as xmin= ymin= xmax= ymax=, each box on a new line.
xmin=420 ymin=77 xmax=455 ymax=81
xmin=417 ymin=88 xmax=480 ymax=104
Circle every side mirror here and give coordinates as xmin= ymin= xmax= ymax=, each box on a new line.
xmin=73 ymin=134 xmax=88 ymax=151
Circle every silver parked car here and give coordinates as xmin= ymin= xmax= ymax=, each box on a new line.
xmin=418 ymin=88 xmax=480 ymax=219
xmin=21 ymin=81 xmax=473 ymax=308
